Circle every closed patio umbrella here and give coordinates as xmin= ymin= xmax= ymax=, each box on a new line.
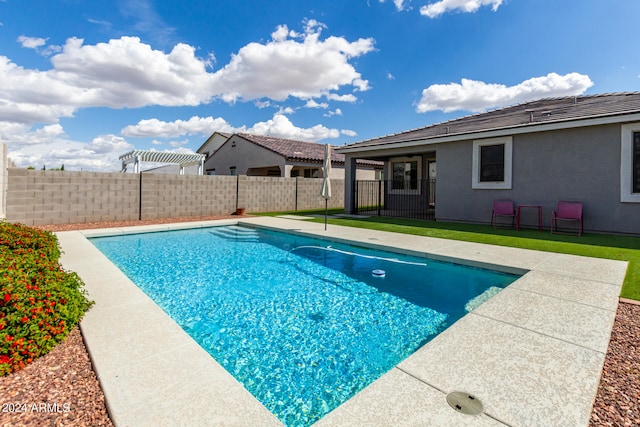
xmin=321 ymin=144 xmax=332 ymax=230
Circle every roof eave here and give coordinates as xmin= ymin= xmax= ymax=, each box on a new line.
xmin=337 ymin=111 xmax=640 ymax=154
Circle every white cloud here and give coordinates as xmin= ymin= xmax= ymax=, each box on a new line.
xmin=0 ymin=37 xmax=217 ymax=127
xmin=209 ymin=24 xmax=374 ymax=102
xmin=254 ymin=100 xmax=272 ymax=109
xmin=16 ymin=36 xmax=61 ymax=56
xmin=2 ymin=123 xmax=65 ymax=147
xmin=168 ymin=139 xmax=189 ymax=148
xmin=0 ymin=23 xmax=373 ymax=170
xmin=379 ymin=0 xmax=408 ymax=11
xmin=271 ymin=24 xmax=293 ymax=42
xmin=246 ymin=114 xmax=340 ymax=141
xmin=5 ymin=127 xmax=133 ymax=171
xmin=420 ymin=0 xmax=503 ymax=18
xmin=17 ymin=36 xmax=47 ymax=49
xmin=305 ymin=99 xmax=329 ymax=109
xmin=303 ymin=19 xmax=328 ymax=34
xmin=87 ymin=18 xmax=113 ymax=31
xmin=0 ymin=57 xmax=77 ymax=123
xmin=341 ymin=129 xmax=358 ymax=137
xmin=121 ymin=116 xmax=235 ymax=138
xmin=121 ymin=113 xmax=349 ymax=143
xmin=416 ymin=72 xmax=594 ymax=113
xmin=0 ymin=25 xmax=374 ymax=129
xmin=324 ymin=108 xmax=343 ymax=117
xmin=326 ymin=93 xmax=358 ymax=102
xmin=85 ymin=134 xmax=133 ymax=154
xmin=279 ymin=106 xmax=296 ymax=115
xmin=50 ymin=37 xmax=216 ymax=108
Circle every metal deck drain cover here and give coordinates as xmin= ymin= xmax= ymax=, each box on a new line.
xmin=446 ymin=392 xmax=483 ymax=416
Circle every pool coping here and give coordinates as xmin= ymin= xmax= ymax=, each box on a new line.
xmin=56 ymin=217 xmax=628 ymax=426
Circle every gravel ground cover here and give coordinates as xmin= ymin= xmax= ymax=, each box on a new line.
xmin=0 ymin=327 xmax=112 ymax=427
xmin=589 ymin=300 xmax=640 ymax=427
xmin=0 ymin=216 xmax=637 ymax=426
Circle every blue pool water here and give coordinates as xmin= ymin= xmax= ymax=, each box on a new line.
xmin=91 ymin=226 xmax=518 ymax=426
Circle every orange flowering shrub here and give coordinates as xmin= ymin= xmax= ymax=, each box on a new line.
xmin=0 ymin=222 xmax=93 ymax=376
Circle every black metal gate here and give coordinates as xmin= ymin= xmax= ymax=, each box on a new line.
xmin=354 ymin=179 xmax=435 ymax=220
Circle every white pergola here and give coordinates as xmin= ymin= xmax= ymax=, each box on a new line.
xmin=119 ymin=150 xmax=206 ymax=175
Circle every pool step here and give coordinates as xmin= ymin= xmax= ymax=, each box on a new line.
xmin=464 ymin=286 xmax=503 ymax=312
xmin=209 ymin=226 xmax=260 ymax=241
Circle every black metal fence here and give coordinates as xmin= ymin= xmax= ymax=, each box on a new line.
xmin=354 ymin=179 xmax=436 ymax=220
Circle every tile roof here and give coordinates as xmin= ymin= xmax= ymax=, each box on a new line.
xmin=341 ymin=92 xmax=640 ymax=150
xmin=236 ymin=133 xmax=382 ymax=167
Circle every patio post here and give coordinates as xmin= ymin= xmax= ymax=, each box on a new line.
xmin=378 ymin=179 xmax=382 ymax=216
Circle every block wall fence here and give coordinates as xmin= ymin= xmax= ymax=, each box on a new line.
xmin=0 ymin=144 xmax=7 ymax=218
xmin=3 ymin=168 xmax=345 ymax=226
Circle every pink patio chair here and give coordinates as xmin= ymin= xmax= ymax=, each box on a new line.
xmin=551 ymin=201 xmax=583 ymax=236
xmin=491 ymin=200 xmax=516 ymax=229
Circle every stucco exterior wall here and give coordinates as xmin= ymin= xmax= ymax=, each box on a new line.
xmin=354 ymin=167 xmax=378 ymax=180
xmin=435 ymin=123 xmax=640 ymax=234
xmin=203 ymin=135 xmax=377 ymax=179
xmin=204 ymin=137 xmax=285 ymax=176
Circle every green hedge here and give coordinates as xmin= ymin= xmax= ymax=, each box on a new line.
xmin=0 ymin=222 xmax=93 ymax=376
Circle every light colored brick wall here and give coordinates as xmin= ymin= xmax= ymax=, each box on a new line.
xmin=239 ymin=176 xmax=297 ymax=213
xmin=5 ymin=169 xmax=139 ymax=226
xmin=0 ymin=144 xmax=7 ymax=218
xmin=4 ymin=170 xmax=346 ymax=225
xmin=295 ymin=178 xmax=344 ymax=210
xmin=238 ymin=176 xmax=344 ymax=213
xmin=140 ymin=174 xmax=237 ymax=219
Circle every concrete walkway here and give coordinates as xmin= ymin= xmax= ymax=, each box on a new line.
xmin=56 ymin=217 xmax=628 ymax=426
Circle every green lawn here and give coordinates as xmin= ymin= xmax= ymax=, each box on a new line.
xmin=258 ymin=209 xmax=640 ymax=300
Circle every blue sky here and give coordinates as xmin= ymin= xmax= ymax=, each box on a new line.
xmin=1 ymin=0 xmax=639 ymax=171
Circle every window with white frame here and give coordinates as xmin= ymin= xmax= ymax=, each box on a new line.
xmin=472 ymin=136 xmax=512 ymax=189
xmin=620 ymin=123 xmax=640 ymax=202
xmin=390 ymin=157 xmax=421 ymax=192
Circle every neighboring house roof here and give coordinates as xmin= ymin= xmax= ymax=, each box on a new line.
xmin=196 ymin=131 xmax=232 ymax=155
xmin=338 ymin=92 xmax=640 ymax=152
xmin=235 ymin=133 xmax=383 ymax=168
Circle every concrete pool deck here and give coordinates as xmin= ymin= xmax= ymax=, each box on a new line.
xmin=55 ymin=217 xmax=628 ymax=426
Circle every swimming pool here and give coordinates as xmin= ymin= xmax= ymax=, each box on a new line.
xmin=91 ymin=225 xmax=518 ymax=426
